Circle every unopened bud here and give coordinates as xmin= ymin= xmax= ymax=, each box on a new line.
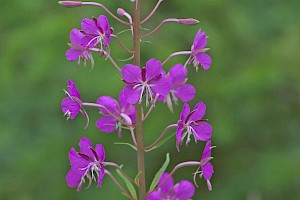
xmin=58 ymin=1 xmax=82 ymax=8
xmin=178 ymin=18 xmax=199 ymax=25
xmin=117 ymin=8 xmax=126 ymax=16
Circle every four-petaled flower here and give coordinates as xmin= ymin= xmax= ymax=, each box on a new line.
xmin=147 ymin=173 xmax=195 ymax=200
xmin=159 ymin=64 xmax=196 ymax=112
xmin=200 ymin=140 xmax=214 ymax=190
xmin=176 ymin=102 xmax=212 ymax=149
xmin=61 ymin=80 xmax=84 ymax=120
xmin=121 ymin=58 xmax=170 ymax=105
xmin=96 ymin=91 xmax=135 ymax=137
xmin=189 ymin=29 xmax=212 ymax=71
xmin=194 ymin=140 xmax=214 ymax=191
xmin=81 ymin=15 xmax=113 ymax=50
xmin=66 ymin=137 xmax=106 ymax=191
xmin=66 ymin=28 xmax=95 ymax=68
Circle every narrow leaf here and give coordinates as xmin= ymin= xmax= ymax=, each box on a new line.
xmin=116 ymin=166 xmax=137 ymax=200
xmin=149 ymin=153 xmax=170 ymax=192
xmin=114 ymin=142 xmax=137 ymax=151
xmin=134 ymin=171 xmax=142 ymax=186
xmin=145 ymin=133 xmax=175 ymax=152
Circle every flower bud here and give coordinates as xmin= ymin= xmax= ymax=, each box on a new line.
xmin=178 ymin=18 xmax=199 ymax=25
xmin=117 ymin=8 xmax=126 ymax=16
xmin=58 ymin=1 xmax=82 ymax=8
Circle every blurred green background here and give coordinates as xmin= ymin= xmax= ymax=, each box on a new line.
xmin=1 ymin=0 xmax=299 ymax=199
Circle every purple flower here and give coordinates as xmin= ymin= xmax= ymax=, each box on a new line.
xmin=189 ymin=29 xmax=212 ymax=71
xmin=158 ymin=64 xmax=195 ymax=111
xmin=81 ymin=15 xmax=113 ymax=48
xmin=96 ymin=91 xmax=135 ymax=136
xmin=147 ymin=173 xmax=195 ymax=200
xmin=176 ymin=102 xmax=212 ymax=149
xmin=200 ymin=140 xmax=214 ymax=191
xmin=121 ymin=58 xmax=170 ymax=105
xmin=61 ymin=80 xmax=83 ymax=120
xmin=66 ymin=137 xmax=106 ymax=191
xmin=66 ymin=28 xmax=94 ymax=67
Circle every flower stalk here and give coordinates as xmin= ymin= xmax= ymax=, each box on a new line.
xmin=133 ymin=0 xmax=147 ymax=199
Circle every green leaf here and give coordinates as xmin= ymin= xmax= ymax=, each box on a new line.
xmin=134 ymin=171 xmax=142 ymax=186
xmin=149 ymin=153 xmax=170 ymax=192
xmin=114 ymin=142 xmax=137 ymax=151
xmin=116 ymin=166 xmax=137 ymax=200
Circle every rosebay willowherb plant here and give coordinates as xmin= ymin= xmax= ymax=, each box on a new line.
xmin=59 ymin=0 xmax=214 ymax=199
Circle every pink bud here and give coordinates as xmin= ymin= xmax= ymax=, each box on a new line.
xmin=58 ymin=1 xmax=82 ymax=8
xmin=117 ymin=8 xmax=126 ymax=16
xmin=178 ymin=18 xmax=199 ymax=25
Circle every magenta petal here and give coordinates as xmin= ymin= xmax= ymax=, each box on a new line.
xmin=189 ymin=102 xmax=206 ymax=122
xmin=122 ymin=64 xmax=141 ymax=83
xmin=66 ymin=168 xmax=86 ymax=189
xmin=78 ymin=137 xmax=94 ymax=158
xmin=202 ymin=140 xmax=212 ymax=160
xmin=151 ymin=76 xmax=170 ymax=96
xmin=104 ymin=33 xmax=111 ymax=46
xmin=95 ymin=144 xmax=105 ymax=162
xmin=96 ymin=116 xmax=117 ymax=133
xmin=180 ymin=104 xmax=190 ymax=121
xmin=176 ymin=126 xmax=184 ymax=145
xmin=81 ymin=18 xmax=98 ymax=35
xmin=192 ymin=122 xmax=212 ymax=141
xmin=61 ymin=98 xmax=80 ymax=119
xmin=173 ymin=180 xmax=195 ymax=199
xmin=68 ymin=148 xmax=89 ymax=167
xmin=97 ymin=96 xmax=119 ymax=115
xmin=97 ymin=15 xmax=110 ymax=32
xmin=174 ymin=84 xmax=196 ymax=102
xmin=67 ymin=80 xmax=81 ymax=98
xmin=145 ymin=58 xmax=162 ymax=81
xmin=147 ymin=191 xmax=162 ymax=200
xmin=195 ymin=53 xmax=212 ymax=70
xmin=169 ymin=64 xmax=187 ymax=87
xmin=122 ymin=86 xmax=141 ymax=104
xmin=66 ymin=48 xmax=82 ymax=62
xmin=70 ymin=28 xmax=84 ymax=46
xmin=158 ymin=173 xmax=174 ymax=195
xmin=202 ymin=162 xmax=214 ymax=180
xmin=97 ymin=168 xmax=105 ymax=187
xmin=193 ymin=29 xmax=207 ymax=51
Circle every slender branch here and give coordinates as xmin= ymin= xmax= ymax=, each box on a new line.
xmin=105 ymin=169 xmax=133 ymax=199
xmin=161 ymin=51 xmax=191 ymax=66
xmin=144 ymin=124 xmax=177 ymax=151
xmin=81 ymin=2 xmax=130 ymax=25
xmin=104 ymin=162 xmax=136 ymax=185
xmin=130 ymin=126 xmax=138 ymax=147
xmin=156 ymin=161 xmax=200 ymax=188
xmin=104 ymin=52 xmax=122 ymax=72
xmin=111 ymin=35 xmax=135 ymax=54
xmin=141 ymin=0 xmax=164 ymax=24
xmin=142 ymin=94 xmax=158 ymax=121
xmin=82 ymin=102 xmax=118 ymax=118
xmin=140 ymin=18 xmax=179 ymax=38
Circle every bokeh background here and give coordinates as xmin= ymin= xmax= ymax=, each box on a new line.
xmin=1 ymin=0 xmax=299 ymax=199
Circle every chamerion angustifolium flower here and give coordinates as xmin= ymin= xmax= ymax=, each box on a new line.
xmin=66 ymin=137 xmax=106 ymax=191
xmin=61 ymin=80 xmax=83 ymax=120
xmin=189 ymin=29 xmax=212 ymax=71
xmin=176 ymin=102 xmax=212 ymax=149
xmin=96 ymin=91 xmax=135 ymax=137
xmin=158 ymin=64 xmax=196 ymax=111
xmin=121 ymin=58 xmax=170 ymax=105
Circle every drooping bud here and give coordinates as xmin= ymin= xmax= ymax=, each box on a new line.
xmin=178 ymin=18 xmax=199 ymax=25
xmin=58 ymin=1 xmax=82 ymax=8
xmin=117 ymin=8 xmax=126 ymax=16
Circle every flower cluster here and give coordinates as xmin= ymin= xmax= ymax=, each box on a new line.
xmin=59 ymin=0 xmax=215 ymax=199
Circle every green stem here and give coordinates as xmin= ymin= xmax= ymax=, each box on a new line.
xmin=133 ymin=1 xmax=146 ymax=200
